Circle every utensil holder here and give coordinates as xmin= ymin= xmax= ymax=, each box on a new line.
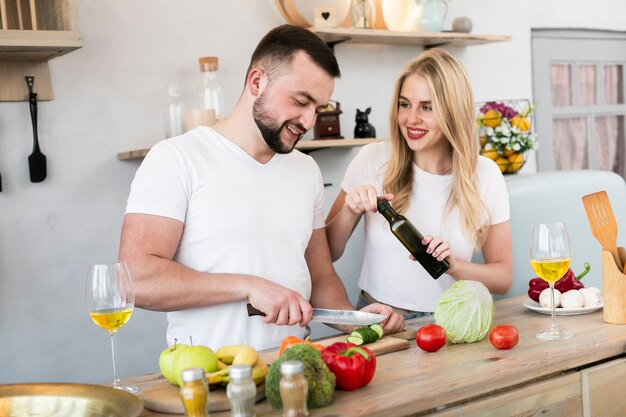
xmin=602 ymin=248 xmax=626 ymax=324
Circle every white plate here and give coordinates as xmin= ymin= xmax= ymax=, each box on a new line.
xmin=523 ymin=300 xmax=603 ymax=316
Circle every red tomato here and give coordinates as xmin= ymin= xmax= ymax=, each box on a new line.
xmin=415 ymin=324 xmax=447 ymax=352
xmin=489 ymin=325 xmax=519 ymax=350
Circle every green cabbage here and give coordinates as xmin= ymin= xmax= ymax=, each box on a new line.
xmin=434 ymin=280 xmax=494 ymax=343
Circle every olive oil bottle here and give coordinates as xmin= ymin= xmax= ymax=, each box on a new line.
xmin=377 ymin=199 xmax=449 ymax=279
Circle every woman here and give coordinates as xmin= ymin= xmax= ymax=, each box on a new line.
xmin=325 ymin=49 xmax=512 ymax=319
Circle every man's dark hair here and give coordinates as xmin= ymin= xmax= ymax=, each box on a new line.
xmin=246 ymin=24 xmax=341 ymax=81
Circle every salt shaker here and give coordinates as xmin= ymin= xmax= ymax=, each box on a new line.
xmin=279 ymin=360 xmax=308 ymax=417
xmin=226 ymin=365 xmax=256 ymax=417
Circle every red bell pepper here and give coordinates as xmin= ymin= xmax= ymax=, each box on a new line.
xmin=527 ymin=262 xmax=590 ymax=302
xmin=321 ymin=342 xmax=376 ymax=391
xmin=555 ymin=262 xmax=590 ymax=293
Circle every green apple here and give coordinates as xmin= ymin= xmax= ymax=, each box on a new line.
xmin=173 ymin=345 xmax=218 ymax=387
xmin=159 ymin=343 xmax=189 ymax=385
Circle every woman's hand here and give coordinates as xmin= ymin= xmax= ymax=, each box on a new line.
xmin=344 ymin=185 xmax=393 ymax=215
xmin=411 ymin=235 xmax=456 ymax=274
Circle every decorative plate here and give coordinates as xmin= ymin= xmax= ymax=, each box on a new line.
xmin=523 ymin=300 xmax=603 ymax=316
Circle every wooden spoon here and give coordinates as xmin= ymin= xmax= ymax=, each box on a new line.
xmin=582 ymin=191 xmax=621 ymax=272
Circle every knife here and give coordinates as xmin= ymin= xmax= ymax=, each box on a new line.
xmin=246 ymin=303 xmax=387 ymax=326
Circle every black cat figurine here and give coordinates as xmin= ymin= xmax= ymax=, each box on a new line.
xmin=354 ymin=107 xmax=376 ymax=138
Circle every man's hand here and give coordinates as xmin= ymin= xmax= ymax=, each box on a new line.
xmin=360 ymin=302 xmax=405 ymax=335
xmin=247 ymin=277 xmax=313 ymax=327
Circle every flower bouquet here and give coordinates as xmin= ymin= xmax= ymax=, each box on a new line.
xmin=477 ymin=100 xmax=538 ymax=174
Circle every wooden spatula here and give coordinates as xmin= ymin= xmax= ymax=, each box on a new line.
xmin=582 ymin=191 xmax=622 ymax=272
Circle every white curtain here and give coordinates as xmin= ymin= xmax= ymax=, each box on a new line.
xmin=551 ymin=65 xmax=587 ymax=169
xmin=551 ymin=64 xmax=572 ymax=107
xmin=553 ymin=118 xmax=588 ymax=170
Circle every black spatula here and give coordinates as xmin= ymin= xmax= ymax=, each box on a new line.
xmin=25 ymin=76 xmax=46 ymax=183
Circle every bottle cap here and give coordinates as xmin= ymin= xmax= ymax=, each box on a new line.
xmin=280 ymin=360 xmax=304 ymax=375
xmin=181 ymin=367 xmax=205 ymax=382
xmin=377 ymin=198 xmax=391 ymax=211
xmin=229 ymin=364 xmax=252 ymax=379
xmin=199 ymin=56 xmax=218 ymax=72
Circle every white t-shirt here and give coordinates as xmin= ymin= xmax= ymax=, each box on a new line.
xmin=125 ymin=127 xmax=325 ymax=351
xmin=341 ymin=141 xmax=510 ymax=312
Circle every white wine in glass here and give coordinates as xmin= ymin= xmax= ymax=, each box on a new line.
xmin=86 ymin=262 xmax=138 ymax=393
xmin=529 ymin=223 xmax=573 ymax=340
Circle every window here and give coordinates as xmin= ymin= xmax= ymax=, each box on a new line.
xmin=532 ymin=29 xmax=626 ymax=177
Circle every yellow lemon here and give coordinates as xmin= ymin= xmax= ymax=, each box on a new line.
xmin=507 ymin=153 xmax=525 ymax=173
xmin=501 ymin=149 xmax=516 ymax=157
xmin=511 ymin=115 xmax=530 ymax=131
xmin=482 ymin=109 xmax=502 ymax=128
xmin=479 ymin=136 xmax=488 ymax=148
xmin=495 ymin=157 xmax=510 ymax=174
xmin=480 ymin=148 xmax=499 ymax=161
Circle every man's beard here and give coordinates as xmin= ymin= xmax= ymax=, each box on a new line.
xmin=252 ymin=90 xmax=305 ymax=154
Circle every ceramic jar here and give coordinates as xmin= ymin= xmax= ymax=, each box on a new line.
xmin=415 ymin=0 xmax=448 ymax=32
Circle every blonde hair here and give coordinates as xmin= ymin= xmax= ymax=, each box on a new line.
xmin=382 ymin=49 xmax=490 ymax=248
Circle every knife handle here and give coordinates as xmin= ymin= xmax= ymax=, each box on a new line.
xmin=246 ymin=303 xmax=266 ymax=317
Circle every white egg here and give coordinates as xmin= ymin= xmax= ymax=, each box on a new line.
xmin=561 ymin=290 xmax=584 ymax=309
xmin=579 ymin=288 xmax=600 ymax=307
xmin=539 ymin=288 xmax=561 ymax=308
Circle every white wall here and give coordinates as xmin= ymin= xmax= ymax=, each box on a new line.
xmin=0 ymin=0 xmax=623 ymax=384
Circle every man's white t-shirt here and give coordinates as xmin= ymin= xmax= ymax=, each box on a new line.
xmin=125 ymin=127 xmax=325 ymax=351
xmin=342 ymin=141 xmax=510 ymax=312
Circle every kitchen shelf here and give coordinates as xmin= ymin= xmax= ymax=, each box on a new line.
xmin=311 ymin=27 xmax=511 ymax=48
xmin=296 ymin=137 xmax=384 ymax=152
xmin=117 ymin=138 xmax=385 ymax=160
xmin=0 ymin=0 xmax=83 ymax=101
xmin=0 ymin=30 xmax=82 ymax=60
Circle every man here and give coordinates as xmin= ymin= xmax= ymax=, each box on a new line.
xmin=119 ymin=24 xmax=404 ymax=351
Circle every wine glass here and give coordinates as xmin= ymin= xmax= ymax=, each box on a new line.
xmin=529 ymin=223 xmax=573 ymax=340
xmin=86 ymin=262 xmax=138 ymax=393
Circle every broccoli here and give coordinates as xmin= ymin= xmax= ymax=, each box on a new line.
xmin=266 ymin=343 xmax=336 ymax=409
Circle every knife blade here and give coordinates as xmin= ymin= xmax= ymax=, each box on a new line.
xmin=246 ymin=303 xmax=387 ymax=326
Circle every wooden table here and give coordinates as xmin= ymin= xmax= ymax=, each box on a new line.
xmin=128 ymin=295 xmax=626 ymax=416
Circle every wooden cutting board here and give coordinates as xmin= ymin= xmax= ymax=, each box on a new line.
xmin=143 ymin=376 xmax=266 ymax=414
xmin=259 ymin=333 xmax=410 ymax=364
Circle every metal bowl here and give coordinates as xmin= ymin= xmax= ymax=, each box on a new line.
xmin=0 ymin=383 xmax=143 ymax=417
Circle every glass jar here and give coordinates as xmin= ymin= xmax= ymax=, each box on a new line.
xmin=226 ymin=365 xmax=256 ymax=417
xmin=350 ymin=0 xmax=375 ymax=29
xmin=197 ymin=56 xmax=225 ymax=122
xmin=165 ymin=85 xmax=185 ymax=138
xmin=180 ymin=368 xmax=208 ymax=417
xmin=279 ymin=360 xmax=308 ymax=417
